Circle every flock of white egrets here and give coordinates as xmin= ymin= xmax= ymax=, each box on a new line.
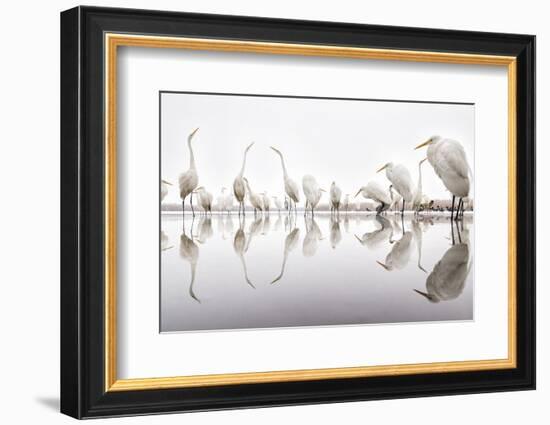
xmin=161 ymin=128 xmax=472 ymax=220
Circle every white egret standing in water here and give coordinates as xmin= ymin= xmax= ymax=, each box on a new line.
xmin=243 ymin=178 xmax=264 ymax=215
xmin=415 ymin=135 xmax=471 ymax=219
xmin=412 ymin=158 xmax=428 ymax=214
xmin=233 ymin=142 xmax=254 ymax=216
xmin=193 ymin=187 xmax=213 ymax=215
xmin=161 ymin=180 xmax=172 ymax=202
xmin=233 ymin=221 xmax=255 ymax=289
xmin=302 ymin=175 xmax=325 ymax=216
xmin=272 ymin=196 xmax=283 ymax=214
xmin=377 ymin=162 xmax=414 ymax=215
xmin=330 ymin=181 xmax=342 ymax=216
xmin=178 ymin=127 xmax=200 ymax=216
xmin=355 ymin=181 xmax=392 ymax=215
xmin=270 ymin=147 xmax=300 ymax=213
xmin=262 ymin=192 xmax=271 ymax=214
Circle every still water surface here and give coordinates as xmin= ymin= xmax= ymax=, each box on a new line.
xmin=160 ymin=213 xmax=473 ymax=332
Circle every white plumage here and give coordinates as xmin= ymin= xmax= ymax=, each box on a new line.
xmin=233 ymin=142 xmax=254 ymax=215
xmin=355 ymin=181 xmax=392 ymax=214
xmin=194 ymin=186 xmax=213 ymax=214
xmin=415 ymin=136 xmax=471 ymax=217
xmin=243 ymin=178 xmax=264 ymax=213
xmin=302 ymin=174 xmax=325 ymax=215
xmin=161 ymin=180 xmax=172 ymax=202
xmin=377 ymin=162 xmax=414 ymax=214
xmin=178 ymin=128 xmax=200 ymax=215
xmin=330 ymin=181 xmax=342 ymax=215
xmin=270 ymin=147 xmax=300 ymax=210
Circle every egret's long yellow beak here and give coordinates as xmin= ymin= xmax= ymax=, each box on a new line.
xmin=354 ymin=189 xmax=362 ymax=198
xmin=162 ymin=180 xmax=172 ymax=185
xmin=414 ymin=139 xmax=432 ymax=150
xmin=320 ymin=188 xmax=327 ymax=192
xmin=376 ymin=164 xmax=388 ymax=173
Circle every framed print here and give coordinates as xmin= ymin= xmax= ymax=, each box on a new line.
xmin=60 ymin=6 xmax=536 ymax=419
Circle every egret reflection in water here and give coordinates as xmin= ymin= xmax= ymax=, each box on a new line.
xmin=161 ymin=213 xmax=474 ymax=332
xmin=178 ymin=219 xmax=200 ymax=303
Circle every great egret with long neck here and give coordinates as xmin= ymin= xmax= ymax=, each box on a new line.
xmin=302 ymin=175 xmax=325 ymax=216
xmin=415 ymin=135 xmax=471 ymax=219
xmin=412 ymin=158 xmax=428 ymax=213
xmin=161 ymin=180 xmax=172 ymax=202
xmin=355 ymin=181 xmax=392 ymax=215
xmin=377 ymin=162 xmax=414 ymax=215
xmin=270 ymin=147 xmax=300 ymax=213
xmin=233 ymin=142 xmax=254 ymax=216
xmin=271 ymin=227 xmax=300 ymax=284
xmin=178 ymin=127 xmax=200 ymax=217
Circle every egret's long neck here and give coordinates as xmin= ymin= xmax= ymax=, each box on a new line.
xmin=239 ymin=149 xmax=248 ymax=177
xmin=188 ymin=138 xmax=196 ymax=170
xmin=277 ymin=153 xmax=288 ymax=178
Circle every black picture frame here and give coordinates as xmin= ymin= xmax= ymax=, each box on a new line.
xmin=61 ymin=5 xmax=535 ymax=419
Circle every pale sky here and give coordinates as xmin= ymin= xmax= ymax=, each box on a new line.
xmin=160 ymin=92 xmax=474 ymax=205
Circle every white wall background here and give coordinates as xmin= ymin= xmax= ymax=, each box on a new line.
xmin=0 ymin=0 xmax=544 ymax=423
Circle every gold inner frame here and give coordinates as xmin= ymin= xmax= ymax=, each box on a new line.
xmin=104 ymin=33 xmax=517 ymax=392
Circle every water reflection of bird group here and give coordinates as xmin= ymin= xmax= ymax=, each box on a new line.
xmin=164 ymin=213 xmax=471 ymax=306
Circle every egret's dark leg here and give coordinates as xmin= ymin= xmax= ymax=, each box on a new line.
xmin=190 ymin=193 xmax=195 ymax=217
xmin=455 ymin=198 xmax=462 ymax=220
xmin=182 ymin=200 xmax=185 ymax=217
xmin=402 ymin=199 xmax=405 ymax=216
xmin=451 ymin=195 xmax=456 ymax=221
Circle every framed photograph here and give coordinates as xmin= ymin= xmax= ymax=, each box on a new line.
xmin=60 ymin=6 xmax=535 ymax=419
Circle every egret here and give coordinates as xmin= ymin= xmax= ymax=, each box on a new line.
xmin=178 ymin=127 xmax=200 ymax=217
xmin=415 ymin=136 xmax=471 ymax=219
xmin=343 ymin=194 xmax=351 ymax=213
xmin=270 ymin=147 xmax=300 ymax=213
xmin=355 ymin=181 xmax=392 ymax=215
xmin=377 ymin=162 xmax=414 ymax=215
xmin=330 ymin=181 xmax=342 ymax=216
xmin=302 ymin=175 xmax=325 ymax=216
xmin=262 ymin=192 xmax=271 ymax=215
xmin=193 ymin=186 xmax=213 ymax=215
xmin=161 ymin=180 xmax=172 ymax=202
xmin=271 ymin=227 xmax=300 ymax=284
xmin=233 ymin=142 xmax=254 ymax=216
xmin=412 ymin=158 xmax=428 ymax=214
xmin=272 ymin=196 xmax=283 ymax=214
xmin=390 ymin=186 xmax=403 ymax=212
xmin=243 ymin=178 xmax=264 ymax=216
xmin=217 ymin=187 xmax=229 ymax=213
xmin=414 ymin=243 xmax=470 ymax=302
xmin=377 ymin=231 xmax=413 ymax=271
